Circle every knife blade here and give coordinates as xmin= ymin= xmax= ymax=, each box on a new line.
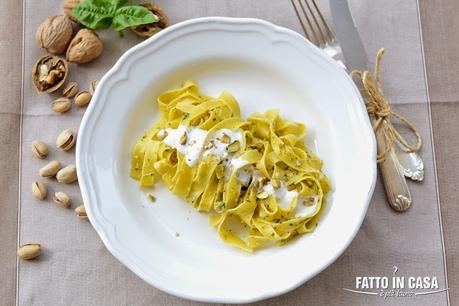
xmin=330 ymin=0 xmax=412 ymax=211
xmin=330 ymin=0 xmax=369 ymax=71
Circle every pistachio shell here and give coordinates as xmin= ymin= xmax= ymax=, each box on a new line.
xmin=74 ymin=91 xmax=92 ymax=107
xmin=75 ymin=204 xmax=87 ymax=219
xmin=62 ymin=82 xmax=79 ymax=98
xmin=90 ymin=80 xmax=97 ymax=94
xmin=56 ymin=164 xmax=77 ymax=183
xmin=31 ymin=140 xmax=48 ymax=159
xmin=56 ymin=129 xmax=76 ymax=151
xmin=17 ymin=243 xmax=41 ymax=260
xmin=31 ymin=181 xmax=47 ymax=200
xmin=52 ymin=97 xmax=72 ymax=113
xmin=39 ymin=160 xmax=61 ymax=177
xmin=53 ymin=191 xmax=70 ymax=208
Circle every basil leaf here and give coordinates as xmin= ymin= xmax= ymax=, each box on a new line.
xmin=73 ymin=0 xmax=116 ymax=30
xmin=109 ymin=0 xmax=128 ymax=9
xmin=112 ymin=6 xmax=158 ymax=32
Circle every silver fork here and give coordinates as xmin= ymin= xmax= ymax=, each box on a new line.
xmin=290 ymin=0 xmax=344 ymax=67
xmin=291 ymin=0 xmax=425 ymax=212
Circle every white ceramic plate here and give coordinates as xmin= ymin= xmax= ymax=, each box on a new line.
xmin=77 ymin=17 xmax=376 ymax=303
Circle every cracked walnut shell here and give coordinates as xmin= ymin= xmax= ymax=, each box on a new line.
xmin=66 ymin=29 xmax=103 ymax=64
xmin=32 ymin=55 xmax=68 ymax=93
xmin=36 ymin=15 xmax=73 ymax=55
xmin=131 ymin=4 xmax=169 ymax=38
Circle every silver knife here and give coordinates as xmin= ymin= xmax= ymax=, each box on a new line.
xmin=330 ymin=0 xmax=412 ymax=211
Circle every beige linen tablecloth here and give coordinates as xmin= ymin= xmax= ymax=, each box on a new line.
xmin=0 ymin=0 xmax=456 ymax=305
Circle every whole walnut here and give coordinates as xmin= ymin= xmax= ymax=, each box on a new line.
xmin=66 ymin=29 xmax=103 ymax=64
xmin=63 ymin=0 xmax=81 ymax=22
xmin=36 ymin=15 xmax=73 ymax=55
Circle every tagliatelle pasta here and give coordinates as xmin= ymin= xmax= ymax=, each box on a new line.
xmin=130 ymin=80 xmax=331 ymax=252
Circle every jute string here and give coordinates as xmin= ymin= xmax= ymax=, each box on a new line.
xmin=351 ymin=48 xmax=422 ymax=163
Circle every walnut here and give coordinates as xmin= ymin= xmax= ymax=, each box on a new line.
xmin=32 ymin=55 xmax=68 ymax=93
xmin=35 ymin=15 xmax=73 ymax=55
xmin=66 ymin=29 xmax=103 ymax=64
xmin=131 ymin=4 xmax=169 ymax=38
xmin=63 ymin=0 xmax=81 ymax=22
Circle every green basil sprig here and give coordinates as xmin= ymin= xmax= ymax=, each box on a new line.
xmin=73 ymin=0 xmax=158 ymax=33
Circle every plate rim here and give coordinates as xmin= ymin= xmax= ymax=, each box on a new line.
xmin=76 ymin=16 xmax=377 ymax=303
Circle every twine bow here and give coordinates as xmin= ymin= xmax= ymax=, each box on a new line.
xmin=351 ymin=48 xmax=422 ymax=163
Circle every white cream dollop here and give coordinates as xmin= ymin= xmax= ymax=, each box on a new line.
xmin=163 ymin=125 xmax=208 ymax=167
xmin=262 ymin=182 xmax=298 ymax=209
xmin=203 ymin=128 xmax=244 ymax=159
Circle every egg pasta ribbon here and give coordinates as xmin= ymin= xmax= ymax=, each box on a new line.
xmin=130 ymin=80 xmax=331 ymax=252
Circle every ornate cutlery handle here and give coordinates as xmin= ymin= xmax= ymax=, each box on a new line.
xmin=375 ymin=127 xmax=412 ymax=211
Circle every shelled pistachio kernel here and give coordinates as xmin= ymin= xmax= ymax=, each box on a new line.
xmin=31 ymin=181 xmax=47 ymax=200
xmin=53 ymin=191 xmax=70 ymax=208
xmin=56 ymin=164 xmax=77 ymax=183
xmin=179 ymin=132 xmax=187 ymax=145
xmin=17 ymin=243 xmax=41 ymax=260
xmin=62 ymin=81 xmax=78 ymax=98
xmin=227 ymin=140 xmax=240 ymax=153
xmin=52 ymin=97 xmax=72 ymax=113
xmin=39 ymin=160 xmax=61 ymax=177
xmin=75 ymin=204 xmax=87 ymax=219
xmin=31 ymin=140 xmax=49 ymax=159
xmin=272 ymin=179 xmax=280 ymax=189
xmin=56 ymin=129 xmax=76 ymax=151
xmin=74 ymin=90 xmax=92 ymax=107
xmin=256 ymin=191 xmax=269 ymax=199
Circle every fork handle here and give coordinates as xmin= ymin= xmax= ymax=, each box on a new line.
xmin=376 ymin=127 xmax=412 ymax=211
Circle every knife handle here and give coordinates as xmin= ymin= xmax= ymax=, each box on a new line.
xmin=375 ymin=127 xmax=412 ymax=211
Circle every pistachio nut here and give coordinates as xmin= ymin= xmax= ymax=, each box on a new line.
xmin=56 ymin=164 xmax=77 ymax=183
xmin=31 ymin=140 xmax=49 ymax=159
xmin=74 ymin=90 xmax=92 ymax=107
xmin=52 ymin=97 xmax=72 ymax=113
xmin=39 ymin=160 xmax=61 ymax=177
xmin=53 ymin=191 xmax=70 ymax=208
xmin=56 ymin=129 xmax=76 ymax=151
xmin=90 ymin=80 xmax=97 ymax=95
xmin=256 ymin=191 xmax=269 ymax=199
xmin=17 ymin=243 xmax=41 ymax=260
xmin=219 ymin=133 xmax=230 ymax=144
xmin=75 ymin=204 xmax=87 ymax=219
xmin=62 ymin=81 xmax=79 ymax=98
xmin=271 ymin=179 xmax=280 ymax=189
xmin=179 ymin=132 xmax=187 ymax=145
xmin=31 ymin=181 xmax=47 ymax=200
xmin=227 ymin=140 xmax=240 ymax=153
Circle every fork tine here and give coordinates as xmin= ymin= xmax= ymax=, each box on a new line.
xmin=310 ymin=0 xmax=334 ymax=42
xmin=303 ymin=0 xmax=327 ymax=46
xmin=290 ymin=0 xmax=313 ymax=42
xmin=291 ymin=0 xmax=335 ymax=47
